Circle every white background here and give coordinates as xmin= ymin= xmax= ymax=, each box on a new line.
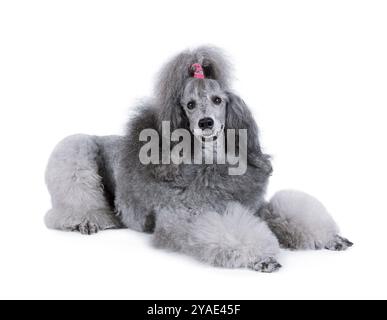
xmin=1 ymin=0 xmax=386 ymax=300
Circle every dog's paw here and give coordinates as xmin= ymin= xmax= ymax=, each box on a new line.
xmin=325 ymin=235 xmax=353 ymax=251
xmin=249 ymin=257 xmax=282 ymax=273
xmin=74 ymin=221 xmax=99 ymax=235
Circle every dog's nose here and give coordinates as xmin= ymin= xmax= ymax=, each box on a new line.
xmin=198 ymin=117 xmax=214 ymax=130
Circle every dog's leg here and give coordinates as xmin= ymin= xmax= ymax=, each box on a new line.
xmin=45 ymin=134 xmax=122 ymax=235
xmin=258 ymin=190 xmax=353 ymax=250
xmin=153 ymin=202 xmax=281 ymax=272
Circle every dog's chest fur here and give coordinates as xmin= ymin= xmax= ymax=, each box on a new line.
xmin=160 ymin=162 xmax=267 ymax=214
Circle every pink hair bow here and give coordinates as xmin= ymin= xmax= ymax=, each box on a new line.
xmin=191 ymin=63 xmax=205 ymax=79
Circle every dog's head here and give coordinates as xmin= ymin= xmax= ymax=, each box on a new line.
xmin=154 ymin=46 xmax=269 ymax=168
xmin=180 ymin=76 xmax=226 ymax=140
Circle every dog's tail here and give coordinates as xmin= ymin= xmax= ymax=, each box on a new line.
xmin=259 ymin=189 xmax=353 ymax=250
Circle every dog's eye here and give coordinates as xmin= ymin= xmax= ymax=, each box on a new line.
xmin=187 ymin=101 xmax=196 ymax=110
xmin=213 ymin=96 xmax=222 ymax=105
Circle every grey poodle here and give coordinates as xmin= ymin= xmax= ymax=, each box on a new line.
xmin=45 ymin=46 xmax=352 ymax=272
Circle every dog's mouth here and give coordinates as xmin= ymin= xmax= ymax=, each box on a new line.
xmin=193 ymin=125 xmax=224 ymax=142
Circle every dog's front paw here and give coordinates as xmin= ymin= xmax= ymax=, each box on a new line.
xmin=249 ymin=257 xmax=282 ymax=273
xmin=73 ymin=220 xmax=99 ymax=235
xmin=325 ymin=235 xmax=353 ymax=251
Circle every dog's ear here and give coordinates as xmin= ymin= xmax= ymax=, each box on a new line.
xmin=155 ymin=52 xmax=191 ymax=133
xmin=172 ymin=105 xmax=190 ymax=132
xmin=225 ymin=92 xmax=272 ymax=174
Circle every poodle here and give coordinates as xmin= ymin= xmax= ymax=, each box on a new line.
xmin=45 ymin=46 xmax=352 ymax=272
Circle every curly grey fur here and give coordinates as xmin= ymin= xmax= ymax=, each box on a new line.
xmin=45 ymin=46 xmax=352 ymax=271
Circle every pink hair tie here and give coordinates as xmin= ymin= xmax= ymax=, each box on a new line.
xmin=192 ymin=63 xmax=205 ymax=79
